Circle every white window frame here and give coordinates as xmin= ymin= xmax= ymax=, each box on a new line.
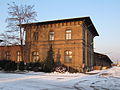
xmin=66 ymin=30 xmax=72 ymax=40
xmin=49 ymin=31 xmax=54 ymax=41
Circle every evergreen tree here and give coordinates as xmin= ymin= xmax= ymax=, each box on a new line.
xmin=43 ymin=45 xmax=55 ymax=72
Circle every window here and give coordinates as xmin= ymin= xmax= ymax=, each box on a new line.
xmin=64 ymin=50 xmax=72 ymax=63
xmin=49 ymin=31 xmax=54 ymax=41
xmin=5 ymin=51 xmax=11 ymax=60
xmin=66 ymin=30 xmax=71 ymax=40
xmin=33 ymin=32 xmax=38 ymax=41
xmin=83 ymin=47 xmax=85 ymax=64
xmin=32 ymin=51 xmax=39 ymax=62
xmin=17 ymin=51 xmax=22 ymax=62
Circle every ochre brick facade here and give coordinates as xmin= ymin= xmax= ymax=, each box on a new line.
xmin=0 ymin=45 xmax=21 ymax=62
xmin=22 ymin=17 xmax=99 ymax=71
xmin=0 ymin=17 xmax=99 ymax=71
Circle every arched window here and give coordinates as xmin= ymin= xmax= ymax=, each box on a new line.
xmin=64 ymin=50 xmax=72 ymax=63
xmin=17 ymin=51 xmax=22 ymax=62
xmin=5 ymin=51 xmax=11 ymax=60
xmin=32 ymin=51 xmax=39 ymax=62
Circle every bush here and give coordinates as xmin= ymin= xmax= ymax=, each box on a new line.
xmin=26 ymin=61 xmax=43 ymax=72
xmin=4 ymin=60 xmax=17 ymax=71
xmin=55 ymin=66 xmax=66 ymax=73
xmin=26 ymin=62 xmax=33 ymax=71
xmin=0 ymin=60 xmax=11 ymax=70
xmin=18 ymin=61 xmax=25 ymax=71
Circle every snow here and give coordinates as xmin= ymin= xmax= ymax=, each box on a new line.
xmin=0 ymin=66 xmax=120 ymax=90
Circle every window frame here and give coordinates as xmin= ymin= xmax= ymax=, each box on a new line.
xmin=5 ymin=51 xmax=11 ymax=60
xmin=32 ymin=51 xmax=39 ymax=62
xmin=33 ymin=32 xmax=39 ymax=41
xmin=64 ymin=50 xmax=72 ymax=63
xmin=65 ymin=30 xmax=72 ymax=40
xmin=49 ymin=31 xmax=54 ymax=41
xmin=17 ymin=51 xmax=22 ymax=62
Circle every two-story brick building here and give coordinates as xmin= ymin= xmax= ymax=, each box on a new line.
xmin=19 ymin=16 xmax=99 ymax=71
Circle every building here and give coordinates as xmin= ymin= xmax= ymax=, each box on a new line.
xmin=94 ymin=52 xmax=113 ymax=70
xmin=0 ymin=17 xmax=101 ymax=72
xmin=19 ymin=16 xmax=99 ymax=71
xmin=0 ymin=45 xmax=22 ymax=62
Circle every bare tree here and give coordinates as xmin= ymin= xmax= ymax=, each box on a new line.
xmin=0 ymin=33 xmax=18 ymax=45
xmin=0 ymin=31 xmax=20 ymax=46
xmin=5 ymin=2 xmax=37 ymax=61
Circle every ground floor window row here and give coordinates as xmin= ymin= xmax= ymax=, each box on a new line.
xmin=0 ymin=51 xmax=22 ymax=62
xmin=1 ymin=50 xmax=92 ymax=64
xmin=32 ymin=50 xmax=73 ymax=63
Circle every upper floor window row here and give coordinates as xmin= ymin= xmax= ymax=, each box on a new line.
xmin=49 ymin=30 xmax=72 ymax=41
xmin=33 ymin=30 xmax=72 ymax=41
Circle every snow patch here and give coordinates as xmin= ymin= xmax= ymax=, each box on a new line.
xmin=0 ymin=66 xmax=120 ymax=90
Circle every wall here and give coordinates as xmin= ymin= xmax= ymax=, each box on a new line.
xmin=0 ymin=45 xmax=21 ymax=62
xmin=24 ymin=20 xmax=94 ymax=71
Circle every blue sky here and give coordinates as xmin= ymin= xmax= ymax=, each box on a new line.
xmin=0 ymin=0 xmax=120 ymax=63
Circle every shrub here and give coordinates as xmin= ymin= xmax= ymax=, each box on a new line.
xmin=18 ymin=61 xmax=25 ymax=71
xmin=26 ymin=61 xmax=43 ymax=72
xmin=0 ymin=60 xmax=11 ymax=70
xmin=4 ymin=60 xmax=17 ymax=71
xmin=54 ymin=66 xmax=66 ymax=73
xmin=32 ymin=62 xmax=43 ymax=72
xmin=26 ymin=62 xmax=32 ymax=71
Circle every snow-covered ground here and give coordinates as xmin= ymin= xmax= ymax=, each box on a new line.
xmin=0 ymin=66 xmax=120 ymax=90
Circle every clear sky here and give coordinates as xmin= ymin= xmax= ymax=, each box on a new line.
xmin=0 ymin=0 xmax=120 ymax=63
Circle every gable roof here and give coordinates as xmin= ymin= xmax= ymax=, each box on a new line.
xmin=20 ymin=16 xmax=99 ymax=36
